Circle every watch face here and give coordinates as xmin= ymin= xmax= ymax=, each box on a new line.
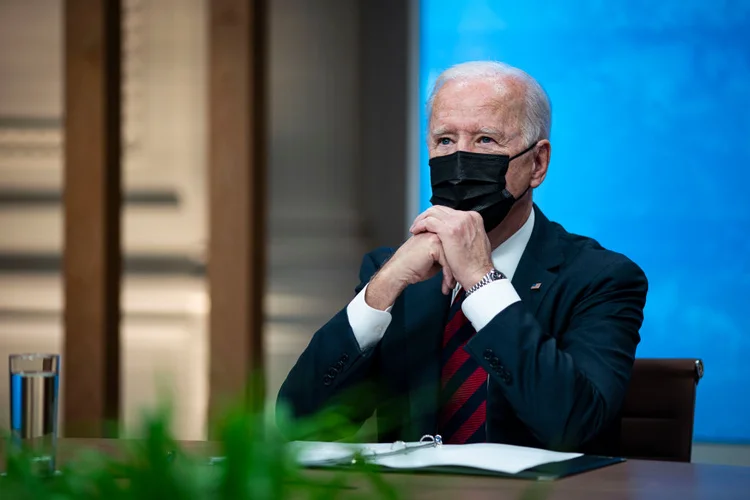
xmin=490 ymin=269 xmax=504 ymax=280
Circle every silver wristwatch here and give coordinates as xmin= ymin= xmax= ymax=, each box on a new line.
xmin=465 ymin=269 xmax=506 ymax=296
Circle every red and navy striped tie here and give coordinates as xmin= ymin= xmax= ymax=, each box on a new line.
xmin=438 ymin=289 xmax=487 ymax=444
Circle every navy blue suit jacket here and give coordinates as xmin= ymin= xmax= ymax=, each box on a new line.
xmin=277 ymin=205 xmax=648 ymax=452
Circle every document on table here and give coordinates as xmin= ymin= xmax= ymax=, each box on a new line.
xmin=290 ymin=441 xmax=582 ymax=475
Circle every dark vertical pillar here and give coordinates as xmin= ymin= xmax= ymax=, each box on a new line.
xmin=63 ymin=0 xmax=122 ymax=437
xmin=208 ymin=0 xmax=268 ymax=421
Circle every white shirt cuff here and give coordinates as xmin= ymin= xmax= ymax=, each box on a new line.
xmin=346 ymin=283 xmax=393 ymax=351
xmin=462 ymin=278 xmax=521 ymax=331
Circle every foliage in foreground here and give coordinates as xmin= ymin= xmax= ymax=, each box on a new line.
xmin=1 ymin=400 xmax=399 ymax=500
xmin=2 ymin=393 xmax=550 ymax=500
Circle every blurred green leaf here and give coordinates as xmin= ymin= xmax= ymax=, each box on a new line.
xmin=0 ymin=378 xmax=414 ymax=499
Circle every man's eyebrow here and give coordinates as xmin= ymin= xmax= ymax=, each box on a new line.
xmin=430 ymin=126 xmax=454 ymax=136
xmin=430 ymin=126 xmax=510 ymax=139
xmin=476 ymin=127 xmax=505 ymax=137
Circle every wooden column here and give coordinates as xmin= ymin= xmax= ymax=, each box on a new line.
xmin=63 ymin=0 xmax=122 ymax=437
xmin=208 ymin=0 xmax=268 ymax=419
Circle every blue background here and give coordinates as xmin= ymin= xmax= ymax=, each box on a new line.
xmin=419 ymin=0 xmax=750 ymax=442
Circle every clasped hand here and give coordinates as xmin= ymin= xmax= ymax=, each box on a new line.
xmin=378 ymin=207 xmax=494 ymax=297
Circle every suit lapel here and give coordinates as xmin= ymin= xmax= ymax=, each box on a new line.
xmin=511 ymin=205 xmax=564 ymax=317
xmin=404 ymin=272 xmax=450 ymax=440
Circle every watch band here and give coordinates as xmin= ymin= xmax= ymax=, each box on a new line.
xmin=465 ymin=269 xmax=506 ymax=296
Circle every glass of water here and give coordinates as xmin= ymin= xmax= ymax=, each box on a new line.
xmin=8 ymin=353 xmax=60 ymax=475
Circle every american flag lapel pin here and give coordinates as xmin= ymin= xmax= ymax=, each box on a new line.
xmin=530 ymin=282 xmax=542 ymax=290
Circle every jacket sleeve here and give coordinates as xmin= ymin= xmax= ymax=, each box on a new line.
xmin=276 ymin=248 xmax=394 ymax=438
xmin=465 ymin=257 xmax=648 ymax=451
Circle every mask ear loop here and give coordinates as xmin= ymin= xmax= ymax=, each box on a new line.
xmin=509 ymin=141 xmax=538 ymax=161
xmin=514 ymin=185 xmax=531 ymax=201
xmin=505 ymin=141 xmax=538 ymax=200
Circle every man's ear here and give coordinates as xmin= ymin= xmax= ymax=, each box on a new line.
xmin=530 ymin=140 xmax=551 ymax=188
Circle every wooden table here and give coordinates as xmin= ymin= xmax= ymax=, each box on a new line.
xmin=373 ymin=459 xmax=750 ymax=499
xmin=4 ymin=439 xmax=750 ymax=499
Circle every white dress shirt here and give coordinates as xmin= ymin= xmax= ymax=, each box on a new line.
xmin=346 ymin=209 xmax=536 ymax=351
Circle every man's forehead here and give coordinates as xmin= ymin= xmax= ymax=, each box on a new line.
xmin=430 ymin=78 xmax=525 ymax=130
xmin=434 ymin=77 xmax=524 ymax=107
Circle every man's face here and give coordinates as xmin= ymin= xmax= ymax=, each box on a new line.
xmin=428 ymin=77 xmax=535 ymax=200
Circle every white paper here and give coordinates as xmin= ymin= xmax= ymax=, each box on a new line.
xmin=290 ymin=441 xmax=582 ymax=475
xmin=372 ymin=442 xmax=581 ymax=475
xmin=290 ymin=441 xmax=394 ymax=466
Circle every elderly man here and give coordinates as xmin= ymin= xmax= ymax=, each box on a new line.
xmin=277 ymin=61 xmax=648 ymax=453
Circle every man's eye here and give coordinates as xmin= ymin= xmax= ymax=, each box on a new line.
xmin=479 ymin=136 xmax=494 ymax=144
xmin=438 ymin=138 xmax=452 ymax=146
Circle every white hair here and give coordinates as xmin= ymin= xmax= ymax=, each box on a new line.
xmin=427 ymin=61 xmax=552 ymax=144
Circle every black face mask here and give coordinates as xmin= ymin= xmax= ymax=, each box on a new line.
xmin=429 ymin=142 xmax=537 ymax=231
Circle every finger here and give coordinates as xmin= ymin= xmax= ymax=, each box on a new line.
xmin=442 ymin=268 xmax=455 ymax=295
xmin=428 ymin=205 xmax=454 ymax=217
xmin=434 ymin=241 xmax=455 ymax=295
xmin=409 ymin=211 xmax=432 ymax=234
xmin=442 ymin=264 xmax=455 ymax=295
xmin=412 ymin=215 xmax=445 ymax=234
xmin=409 ymin=206 xmax=455 ymax=233
xmin=423 ymin=234 xmax=451 ymax=294
xmin=412 ymin=215 xmax=448 ymax=235
xmin=422 ymin=253 xmax=449 ymax=294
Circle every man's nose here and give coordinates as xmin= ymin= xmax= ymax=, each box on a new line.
xmin=456 ymin=138 xmax=473 ymax=152
xmin=456 ymin=137 xmax=479 ymax=152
